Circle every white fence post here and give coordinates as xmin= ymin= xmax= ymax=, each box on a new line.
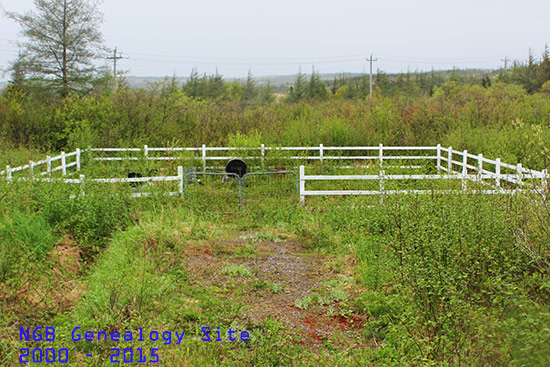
xmin=299 ymin=165 xmax=305 ymax=203
xmin=436 ymin=144 xmax=441 ymax=171
xmin=61 ymin=151 xmax=67 ymax=176
xmin=517 ymin=163 xmax=523 ymax=186
xmin=379 ymin=170 xmax=385 ymax=204
xmin=29 ymin=160 xmax=34 ymax=176
xmin=495 ymin=158 xmax=501 ymax=188
xmin=462 ymin=150 xmax=467 ymax=191
xmin=478 ymin=154 xmax=483 ymax=172
xmin=76 ymin=148 xmax=81 ymax=171
xmin=80 ymin=174 xmax=86 ymax=197
xmin=261 ymin=144 xmax=265 ymax=168
xmin=319 ymin=144 xmax=324 ymax=164
xmin=447 ymin=146 xmax=452 ymax=172
xmin=379 ymin=143 xmax=383 ymax=168
xmin=178 ymin=166 xmax=184 ymax=196
xmin=144 ymin=145 xmax=149 ymax=160
xmin=477 ymin=154 xmax=483 ymax=184
xmin=47 ymin=156 xmax=52 ymax=177
xmin=202 ymin=144 xmax=207 ymax=171
xmin=6 ymin=165 xmax=11 ymax=181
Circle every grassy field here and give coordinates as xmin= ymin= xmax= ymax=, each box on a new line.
xmin=0 ymin=158 xmax=549 ymax=366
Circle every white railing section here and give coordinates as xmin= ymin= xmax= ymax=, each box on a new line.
xmin=13 ymin=166 xmax=185 ymax=199
xmin=89 ymin=144 xmax=438 ymax=171
xmin=298 ymin=145 xmax=548 ymax=202
xmin=1 ymin=149 xmax=81 ymax=180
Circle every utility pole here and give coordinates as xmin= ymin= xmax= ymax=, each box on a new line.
xmin=367 ymin=54 xmax=378 ymax=100
xmin=107 ymin=47 xmax=124 ymax=89
xmin=501 ymin=56 xmax=510 ymax=69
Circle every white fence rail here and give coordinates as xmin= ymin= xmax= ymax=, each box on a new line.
xmin=1 ymin=149 xmax=81 ymax=179
xmin=88 ymin=144 xmax=439 ymax=170
xmin=298 ymin=145 xmax=548 ymax=202
xmin=12 ymin=167 xmax=186 ymax=199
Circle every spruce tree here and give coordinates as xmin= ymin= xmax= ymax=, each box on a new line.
xmin=5 ymin=0 xmax=106 ymax=96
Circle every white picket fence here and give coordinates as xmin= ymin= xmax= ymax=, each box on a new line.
xmin=298 ymin=145 xmax=548 ymax=202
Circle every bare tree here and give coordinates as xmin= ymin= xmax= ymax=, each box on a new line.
xmin=5 ymin=0 xmax=106 ymax=96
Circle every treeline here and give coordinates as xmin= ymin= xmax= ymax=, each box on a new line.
xmin=166 ymin=47 xmax=550 ymax=102
xmin=1 ymin=79 xmax=549 ymax=170
xmin=6 ymin=47 xmax=550 ymax=105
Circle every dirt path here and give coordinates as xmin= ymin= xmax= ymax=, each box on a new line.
xmin=181 ymin=232 xmax=368 ymax=348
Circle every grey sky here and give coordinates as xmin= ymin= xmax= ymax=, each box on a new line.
xmin=1 ymin=0 xmax=549 ymax=78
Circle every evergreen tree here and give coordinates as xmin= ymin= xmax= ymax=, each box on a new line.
xmin=5 ymin=0 xmax=106 ymax=96
xmin=241 ymin=70 xmax=258 ymax=102
xmin=306 ymin=67 xmax=328 ymax=99
xmin=481 ymin=73 xmax=491 ymax=88
xmin=287 ymin=68 xmax=306 ymax=102
xmin=537 ymin=44 xmax=550 ymax=89
xmin=257 ymin=81 xmax=275 ymax=105
xmin=183 ymin=68 xmax=202 ymax=99
xmin=206 ymin=69 xmax=227 ymax=100
xmin=375 ymin=71 xmax=391 ymax=95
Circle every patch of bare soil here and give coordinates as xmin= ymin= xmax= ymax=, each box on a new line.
xmin=182 ymin=234 xmax=368 ymax=349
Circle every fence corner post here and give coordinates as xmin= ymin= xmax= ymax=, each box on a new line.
xmin=436 ymin=144 xmax=441 ymax=171
xmin=61 ymin=151 xmax=67 ymax=176
xmin=178 ymin=166 xmax=184 ymax=196
xmin=447 ymin=146 xmax=452 ymax=172
xmin=299 ymin=165 xmax=305 ymax=203
xmin=76 ymin=148 xmax=81 ymax=171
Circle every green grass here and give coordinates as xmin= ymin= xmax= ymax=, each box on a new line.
xmin=1 ymin=160 xmax=549 ymax=366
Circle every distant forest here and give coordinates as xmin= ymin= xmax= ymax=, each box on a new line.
xmin=118 ymin=47 xmax=550 ymax=102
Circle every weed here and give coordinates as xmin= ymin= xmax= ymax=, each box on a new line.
xmin=222 ymin=264 xmax=253 ymax=277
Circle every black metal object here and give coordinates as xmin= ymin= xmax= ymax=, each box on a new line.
xmin=226 ymin=159 xmax=247 ymax=178
xmin=127 ymin=172 xmax=143 ymax=187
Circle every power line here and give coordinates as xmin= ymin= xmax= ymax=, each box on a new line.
xmin=127 ymin=52 xmax=372 ymax=62
xmin=127 ymin=55 xmax=366 ymax=66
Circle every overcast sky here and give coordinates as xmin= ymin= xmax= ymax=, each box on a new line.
xmin=1 ymin=0 xmax=549 ymax=79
